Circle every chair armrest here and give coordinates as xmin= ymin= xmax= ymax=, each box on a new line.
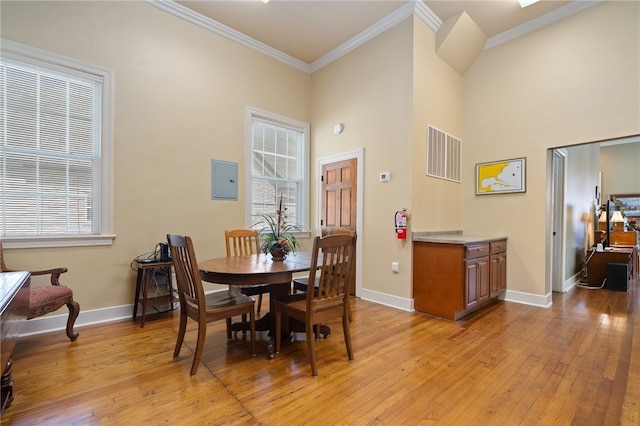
xmin=29 ymin=267 xmax=68 ymax=286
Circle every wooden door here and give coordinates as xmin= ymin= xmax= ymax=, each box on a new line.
xmin=321 ymin=158 xmax=357 ymax=295
xmin=321 ymin=158 xmax=357 ymax=236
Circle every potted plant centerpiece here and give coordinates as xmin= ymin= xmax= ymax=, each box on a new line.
xmin=254 ymin=195 xmax=301 ymax=261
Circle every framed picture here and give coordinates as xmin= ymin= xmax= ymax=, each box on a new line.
xmin=476 ymin=157 xmax=526 ymax=195
xmin=611 ymin=193 xmax=640 ymax=232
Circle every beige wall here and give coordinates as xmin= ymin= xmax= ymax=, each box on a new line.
xmin=601 ymin=142 xmax=640 ymax=197
xmin=411 ymin=17 xmax=463 ymax=231
xmin=1 ymin=1 xmax=311 ymax=310
xmin=310 ymin=19 xmax=415 ymax=300
xmin=462 ymin=1 xmax=640 ymax=296
xmin=309 ymin=16 xmax=463 ymax=303
xmin=562 ymin=144 xmax=600 ymax=288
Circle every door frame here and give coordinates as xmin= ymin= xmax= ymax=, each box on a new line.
xmin=317 ymin=148 xmax=364 ymax=296
xmin=548 ymin=148 xmax=567 ymax=294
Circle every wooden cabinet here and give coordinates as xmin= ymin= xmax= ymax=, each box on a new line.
xmin=413 ymin=238 xmax=507 ymax=320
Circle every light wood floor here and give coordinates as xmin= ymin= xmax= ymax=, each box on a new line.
xmin=2 ymin=277 xmax=639 ymax=425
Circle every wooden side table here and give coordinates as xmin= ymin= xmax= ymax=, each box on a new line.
xmin=133 ymin=260 xmax=176 ymax=327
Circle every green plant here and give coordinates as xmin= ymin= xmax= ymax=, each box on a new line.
xmin=254 ymin=195 xmax=302 ymax=255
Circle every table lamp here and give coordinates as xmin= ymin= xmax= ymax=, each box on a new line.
xmin=598 ymin=211 xmax=607 ymax=231
xmin=611 ymin=210 xmax=625 ymax=232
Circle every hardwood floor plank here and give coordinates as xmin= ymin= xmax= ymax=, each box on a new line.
xmin=2 ymin=276 xmax=638 ymax=425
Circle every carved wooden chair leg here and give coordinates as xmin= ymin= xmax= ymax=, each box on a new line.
xmin=65 ymin=301 xmax=80 ymax=341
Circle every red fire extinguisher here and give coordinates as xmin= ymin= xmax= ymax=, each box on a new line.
xmin=395 ymin=208 xmax=408 ymax=240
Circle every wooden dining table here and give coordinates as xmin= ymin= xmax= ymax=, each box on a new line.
xmin=198 ymin=252 xmax=318 ymax=338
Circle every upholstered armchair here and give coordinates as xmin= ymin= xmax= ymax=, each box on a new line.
xmin=0 ymin=242 xmax=80 ymax=341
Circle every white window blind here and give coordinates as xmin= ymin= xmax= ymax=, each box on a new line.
xmin=246 ymin=107 xmax=309 ymax=230
xmin=0 ymin=55 xmax=102 ymax=238
xmin=426 ymin=124 xmax=461 ymax=183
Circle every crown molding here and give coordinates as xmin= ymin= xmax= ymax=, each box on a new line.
xmin=145 ymin=0 xmax=312 ymax=73
xmin=146 ymin=0 xmax=434 ymax=74
xmin=147 ymin=0 xmax=599 ymax=73
xmin=310 ymin=1 xmax=423 ymax=72
xmin=414 ymin=0 xmax=442 ymax=33
xmin=485 ymin=0 xmax=602 ymax=50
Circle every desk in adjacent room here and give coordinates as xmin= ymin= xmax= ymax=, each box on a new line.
xmin=585 ymin=247 xmax=634 ymax=287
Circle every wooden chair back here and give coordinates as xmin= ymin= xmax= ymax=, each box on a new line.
xmin=306 ymin=233 xmax=357 ymax=310
xmin=225 ymin=229 xmax=260 ymax=257
xmin=167 ymin=234 xmax=256 ymax=375
xmin=166 ymin=234 xmax=206 ymax=320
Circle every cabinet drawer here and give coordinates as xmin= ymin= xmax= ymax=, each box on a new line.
xmin=465 ymin=244 xmax=489 ymax=259
xmin=490 ymin=240 xmax=507 ymax=254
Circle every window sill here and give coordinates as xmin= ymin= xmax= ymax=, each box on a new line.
xmin=291 ymin=230 xmax=312 ymax=239
xmin=1 ymin=235 xmax=116 ymax=249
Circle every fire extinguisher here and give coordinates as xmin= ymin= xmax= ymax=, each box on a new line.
xmin=395 ymin=208 xmax=408 ymax=240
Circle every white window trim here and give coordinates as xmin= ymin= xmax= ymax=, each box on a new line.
xmin=0 ymin=39 xmax=115 ymax=249
xmin=244 ymin=106 xmax=310 ymax=234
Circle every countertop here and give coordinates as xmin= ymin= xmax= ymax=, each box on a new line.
xmin=412 ymin=231 xmax=507 ymax=245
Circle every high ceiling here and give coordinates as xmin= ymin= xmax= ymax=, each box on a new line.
xmin=175 ymin=0 xmax=577 ymax=65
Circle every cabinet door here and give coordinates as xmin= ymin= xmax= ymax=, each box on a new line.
xmin=490 ymin=253 xmax=507 ymax=296
xmin=477 ymin=257 xmax=490 ymax=303
xmin=466 ymin=257 xmax=490 ymax=310
xmin=465 ymin=259 xmax=479 ymax=309
xmin=498 ymin=252 xmax=507 ymax=292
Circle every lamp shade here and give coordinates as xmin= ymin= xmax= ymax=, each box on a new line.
xmin=611 ymin=211 xmax=625 ymax=222
xmin=598 ymin=211 xmax=607 ymax=222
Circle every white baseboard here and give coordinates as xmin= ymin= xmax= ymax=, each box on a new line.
xmin=360 ymin=287 xmax=552 ymax=313
xmin=359 ymin=288 xmax=414 ymax=312
xmin=20 ymin=304 xmax=136 ymax=338
xmin=21 ymin=288 xmax=552 ymax=338
xmin=503 ymin=289 xmax=552 ymax=308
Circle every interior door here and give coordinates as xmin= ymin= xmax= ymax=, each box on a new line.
xmin=321 ymin=158 xmax=357 ymax=236
xmin=321 ymin=158 xmax=357 ymax=296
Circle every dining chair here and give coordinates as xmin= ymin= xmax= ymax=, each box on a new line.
xmin=0 ymin=242 xmax=80 ymax=341
xmin=292 ymin=228 xmax=356 ymax=323
xmin=274 ymin=233 xmax=357 ymax=376
xmin=224 ymin=229 xmax=269 ymax=314
xmin=167 ymin=234 xmax=256 ymax=376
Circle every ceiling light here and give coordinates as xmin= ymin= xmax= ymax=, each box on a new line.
xmin=518 ymin=0 xmax=540 ymax=7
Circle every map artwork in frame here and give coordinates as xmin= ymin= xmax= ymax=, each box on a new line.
xmin=476 ymin=158 xmax=526 ymax=195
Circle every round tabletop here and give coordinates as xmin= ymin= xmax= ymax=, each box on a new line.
xmin=198 ymin=252 xmax=314 ymax=285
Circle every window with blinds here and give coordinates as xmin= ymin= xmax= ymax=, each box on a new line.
xmin=0 ymin=40 xmax=112 ymax=245
xmin=426 ymin=124 xmax=461 ymax=183
xmin=246 ymin=107 xmax=309 ymax=230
